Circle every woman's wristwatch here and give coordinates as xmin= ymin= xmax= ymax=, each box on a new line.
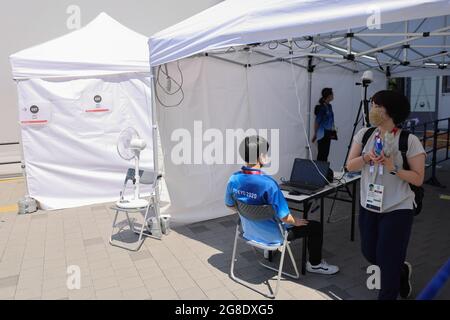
xmin=390 ymin=164 xmax=400 ymax=175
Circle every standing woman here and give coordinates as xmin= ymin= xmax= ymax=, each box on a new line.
xmin=312 ymin=88 xmax=337 ymax=162
xmin=346 ymin=90 xmax=426 ymax=300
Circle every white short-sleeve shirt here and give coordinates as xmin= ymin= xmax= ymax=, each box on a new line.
xmin=353 ymin=128 xmax=426 ymax=213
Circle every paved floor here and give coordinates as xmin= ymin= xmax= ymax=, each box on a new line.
xmin=0 ymin=164 xmax=449 ymax=300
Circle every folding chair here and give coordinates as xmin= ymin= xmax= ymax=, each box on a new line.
xmin=230 ymin=199 xmax=300 ymax=299
xmin=109 ymin=168 xmax=162 ymax=251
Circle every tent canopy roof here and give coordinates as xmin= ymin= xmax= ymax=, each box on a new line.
xmin=149 ymin=0 xmax=450 ymax=74
xmin=11 ymin=13 xmax=150 ymax=79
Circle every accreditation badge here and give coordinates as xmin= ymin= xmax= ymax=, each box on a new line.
xmin=365 ymin=183 xmax=384 ymax=212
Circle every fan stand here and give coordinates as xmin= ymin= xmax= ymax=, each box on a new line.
xmin=116 ymin=152 xmax=148 ymax=209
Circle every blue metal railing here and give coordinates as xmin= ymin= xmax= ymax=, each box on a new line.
xmin=417 ymin=258 xmax=450 ymax=300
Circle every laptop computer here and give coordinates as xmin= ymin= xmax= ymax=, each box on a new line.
xmin=280 ymin=158 xmax=330 ymax=195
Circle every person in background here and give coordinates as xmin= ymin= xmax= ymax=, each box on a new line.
xmin=346 ymin=90 xmax=426 ymax=300
xmin=224 ymin=135 xmax=339 ymax=275
xmin=312 ymin=88 xmax=337 ymax=162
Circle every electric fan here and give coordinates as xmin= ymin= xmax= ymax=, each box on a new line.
xmin=116 ymin=127 xmax=148 ymax=209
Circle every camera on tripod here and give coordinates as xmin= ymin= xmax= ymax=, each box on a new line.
xmin=342 ymin=71 xmax=375 ymax=171
xmin=356 ymin=71 xmax=374 ymax=87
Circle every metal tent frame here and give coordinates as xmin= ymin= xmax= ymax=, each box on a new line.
xmin=151 ymin=15 xmax=450 ymax=161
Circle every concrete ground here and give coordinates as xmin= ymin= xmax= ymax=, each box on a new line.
xmin=0 ymin=164 xmax=449 ymax=300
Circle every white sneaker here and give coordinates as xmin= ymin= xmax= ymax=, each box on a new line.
xmin=306 ymin=260 xmax=339 ymax=275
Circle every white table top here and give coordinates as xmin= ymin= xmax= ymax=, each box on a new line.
xmin=282 ymin=171 xmax=361 ymax=203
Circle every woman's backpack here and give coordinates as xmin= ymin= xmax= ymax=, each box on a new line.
xmin=361 ymin=128 xmax=424 ymax=216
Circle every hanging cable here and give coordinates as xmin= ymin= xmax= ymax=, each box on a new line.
xmin=268 ymin=41 xmax=279 ymax=50
xmin=155 ymin=61 xmax=185 ymax=108
xmin=293 ymin=38 xmax=313 ymax=50
xmin=288 ymin=56 xmax=333 ymax=185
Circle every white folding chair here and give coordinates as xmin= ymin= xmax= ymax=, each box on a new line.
xmin=230 ymin=199 xmax=300 ymax=299
xmin=109 ymin=169 xmax=162 ymax=251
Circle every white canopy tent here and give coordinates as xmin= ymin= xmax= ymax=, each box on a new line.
xmin=10 ymin=13 xmax=159 ymax=210
xmin=148 ymin=0 xmax=450 ymax=225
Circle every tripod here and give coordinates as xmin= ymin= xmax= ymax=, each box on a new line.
xmin=343 ymin=82 xmax=371 ymax=169
xmin=327 ymin=82 xmax=371 ymax=223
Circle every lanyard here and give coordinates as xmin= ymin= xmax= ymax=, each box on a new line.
xmin=369 ymin=127 xmax=399 ymax=178
xmin=242 ymin=169 xmax=262 ymax=175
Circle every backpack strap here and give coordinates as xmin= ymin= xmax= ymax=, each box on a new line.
xmin=399 ymin=130 xmax=410 ymax=170
xmin=361 ymin=127 xmax=377 ymax=152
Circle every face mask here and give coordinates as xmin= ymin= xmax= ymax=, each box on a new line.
xmin=259 ymin=154 xmax=270 ymax=167
xmin=369 ymin=107 xmax=385 ymax=126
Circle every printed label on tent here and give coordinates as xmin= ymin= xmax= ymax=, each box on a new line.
xmin=84 ymin=94 xmax=111 ymax=113
xmin=19 ymin=102 xmax=52 ymax=125
xmin=77 ymin=89 xmax=119 ymax=137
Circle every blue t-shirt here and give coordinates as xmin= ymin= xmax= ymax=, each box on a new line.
xmin=225 ymin=166 xmax=291 ymax=245
xmin=315 ymin=103 xmax=335 ymax=141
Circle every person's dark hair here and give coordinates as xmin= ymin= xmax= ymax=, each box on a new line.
xmin=319 ymin=88 xmax=333 ymax=104
xmin=371 ymin=90 xmax=410 ymax=125
xmin=239 ymin=135 xmax=269 ymax=164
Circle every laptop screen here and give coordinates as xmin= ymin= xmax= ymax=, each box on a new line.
xmin=289 ymin=158 xmax=330 ymax=187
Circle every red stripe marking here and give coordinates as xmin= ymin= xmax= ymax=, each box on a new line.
xmin=21 ymin=120 xmax=48 ymax=124
xmin=85 ymin=109 xmax=110 ymax=113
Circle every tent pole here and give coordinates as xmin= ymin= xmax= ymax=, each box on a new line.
xmin=306 ymin=56 xmax=314 ymax=160
xmin=355 ymin=25 xmax=450 ymax=58
xmin=314 ymin=58 xmax=358 ymax=73
xmin=444 ymin=16 xmax=449 ymax=66
xmin=206 ymin=53 xmax=246 ymax=67
xmin=411 ymin=45 xmax=450 ymax=48
xmin=353 ymin=36 xmax=403 ymax=63
xmin=388 ymin=18 xmax=428 ymax=68
xmin=313 ymin=39 xmax=382 ymax=70
xmin=253 ymin=50 xmax=306 ymax=69
xmin=408 ymin=47 xmax=446 ymax=66
xmin=356 ymin=32 xmax=450 ymax=37
xmin=149 ymin=66 xmax=162 ymax=230
xmin=404 ymin=21 xmax=409 ymax=64
xmin=16 ymin=81 xmax=30 ymax=197
xmin=14 ymin=79 xmax=39 ymax=213
xmin=347 ymin=29 xmax=352 ymax=57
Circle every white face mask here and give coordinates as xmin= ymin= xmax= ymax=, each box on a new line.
xmin=259 ymin=154 xmax=270 ymax=167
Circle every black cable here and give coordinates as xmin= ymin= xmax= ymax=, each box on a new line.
xmin=157 ymin=61 xmax=184 ymax=95
xmin=375 ymin=53 xmax=384 ymax=71
xmin=293 ymin=39 xmax=313 ymax=50
xmin=267 ymin=41 xmax=279 ymax=50
xmin=155 ymin=61 xmax=185 ymax=108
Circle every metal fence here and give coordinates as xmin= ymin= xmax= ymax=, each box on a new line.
xmin=405 ymin=117 xmax=450 ymax=188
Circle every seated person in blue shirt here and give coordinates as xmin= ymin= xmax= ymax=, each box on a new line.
xmin=225 ymin=135 xmax=339 ymax=275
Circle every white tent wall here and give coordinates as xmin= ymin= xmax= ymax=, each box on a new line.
xmin=155 ymin=53 xmax=388 ymax=225
xmin=156 ymin=55 xmax=308 ymax=224
xmin=17 ymin=74 xmax=154 ymax=210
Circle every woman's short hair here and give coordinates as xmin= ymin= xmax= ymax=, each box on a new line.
xmin=239 ymin=135 xmax=269 ymax=164
xmin=372 ymin=90 xmax=410 ymax=125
